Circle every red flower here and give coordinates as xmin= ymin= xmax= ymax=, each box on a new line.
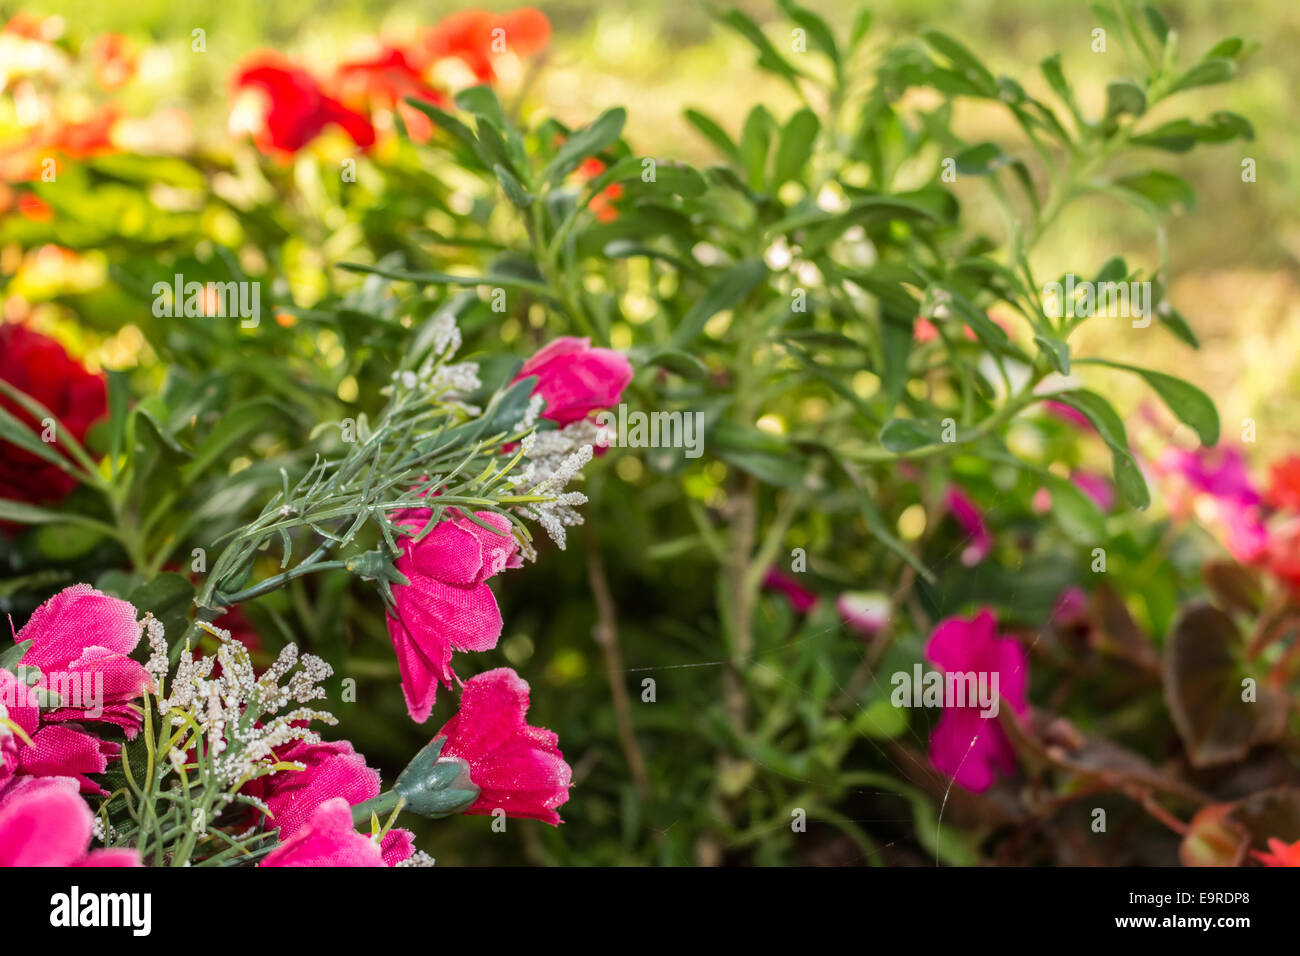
xmin=1264 ymin=515 xmax=1300 ymax=593
xmin=87 ymin=33 xmax=136 ymax=90
xmin=0 ymin=324 xmax=106 ymax=514
xmin=230 ymin=54 xmax=375 ymax=156
xmin=433 ymin=667 xmax=570 ymax=824
xmin=386 ymin=510 xmax=519 ymax=722
xmin=333 ymin=45 xmax=446 ymax=143
xmin=418 ymin=7 xmax=551 ymax=81
xmin=1255 ymin=837 xmax=1300 ymax=867
xmin=512 ymin=336 xmax=633 ymax=426
xmin=47 ymin=108 xmax=121 ymax=159
xmin=1266 ymin=456 xmax=1300 ymax=512
xmin=578 ymin=157 xmax=623 ymax=223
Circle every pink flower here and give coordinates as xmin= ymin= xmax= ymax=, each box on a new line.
xmin=0 ymin=776 xmax=140 ymax=866
xmin=260 ymin=797 xmax=386 ymax=867
xmin=945 ymin=487 xmax=991 ymax=566
xmin=762 ymin=568 xmax=816 ymax=613
xmin=244 ymin=738 xmax=412 ymax=865
xmin=433 ymin=667 xmax=570 ymax=824
xmin=15 ymin=584 xmax=149 ymax=737
xmin=386 ymin=510 xmax=519 ymax=723
xmin=1156 ymin=446 xmax=1260 ymax=507
xmin=1072 ymin=470 xmax=1115 ymax=512
xmin=924 ymin=610 xmax=1028 ymax=793
xmin=1050 ymin=586 xmax=1089 ymax=629
xmin=2 ymin=666 xmax=122 ymax=794
xmin=512 ymin=337 xmax=633 ymax=426
xmin=837 ymin=591 xmax=889 ymax=637
xmin=1154 ymin=446 xmax=1269 ymax=562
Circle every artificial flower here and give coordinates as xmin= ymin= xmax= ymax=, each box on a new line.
xmin=260 ymin=797 xmax=386 ymax=867
xmin=512 ymin=336 xmax=633 ymax=426
xmin=0 ymin=776 xmax=139 ymax=866
xmin=432 ymin=667 xmax=570 ymax=824
xmin=386 ymin=510 xmax=519 ymax=722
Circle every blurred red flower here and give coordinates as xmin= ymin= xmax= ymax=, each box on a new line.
xmin=418 ymin=7 xmax=550 ymax=81
xmin=334 ymin=45 xmax=446 ymax=142
xmin=1266 ymin=455 xmax=1300 ymax=512
xmin=578 ymin=157 xmax=623 ymax=223
xmin=87 ymin=33 xmax=136 ymax=90
xmin=230 ymin=54 xmax=375 ymax=155
xmin=0 ymin=324 xmax=106 ymax=514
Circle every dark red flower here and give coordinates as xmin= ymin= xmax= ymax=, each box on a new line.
xmin=0 ymin=324 xmax=106 ymax=514
xmin=230 ymin=54 xmax=375 ymax=155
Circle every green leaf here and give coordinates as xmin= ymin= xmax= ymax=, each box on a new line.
xmin=0 ymin=640 xmax=32 ymax=672
xmin=879 ymin=417 xmax=974 ymax=452
xmin=1033 ymin=335 xmax=1070 ymax=375
xmin=1039 ymin=53 xmax=1079 ymax=119
xmin=35 ymin=522 xmax=106 ymax=561
xmin=954 ymin=141 xmax=1013 ymax=175
xmin=850 ymin=8 xmax=873 ymax=48
xmin=1113 ymin=170 xmax=1196 ymax=214
xmin=1077 ymin=359 xmax=1219 ymax=445
xmin=179 ymin=397 xmax=285 ymax=485
xmin=859 ymin=492 xmax=934 ymax=583
xmin=402 ymin=98 xmax=482 ymax=160
xmin=0 ymin=406 xmax=86 ymax=480
xmin=739 ymin=105 xmax=777 ymax=191
xmin=777 ymin=0 xmax=840 ymax=72
xmin=1041 ymin=472 xmax=1107 ymax=543
xmin=1168 ymin=57 xmax=1236 ymax=94
xmin=670 ymin=259 xmax=767 ymax=347
xmin=720 ymin=9 xmax=806 ymax=90
xmin=684 ymin=108 xmax=741 ymax=164
xmin=921 ymin=30 xmax=997 ymax=95
xmin=640 ymin=349 xmax=708 ymax=381
xmin=544 ymin=107 xmax=627 ymax=185
xmin=106 ymin=368 xmax=129 ymax=468
xmin=771 ymin=108 xmax=820 ymax=188
xmin=493 ymin=163 xmax=534 ymax=208
xmin=1054 ymin=390 xmax=1150 ymax=509
xmin=1104 ymin=80 xmax=1147 ymax=120
xmin=338 ymin=262 xmax=550 ymax=297
xmin=1141 ymin=5 xmax=1171 ymax=44
xmin=1130 ymin=112 xmax=1254 ymax=152
xmin=129 ymin=573 xmax=196 ymax=647
xmin=0 ymin=498 xmax=114 ymax=534
xmin=454 ymin=85 xmax=508 ymax=131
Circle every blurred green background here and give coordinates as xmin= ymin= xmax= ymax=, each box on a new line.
xmin=14 ymin=0 xmax=1299 ymax=456
xmin=7 ymin=0 xmax=1298 ymax=865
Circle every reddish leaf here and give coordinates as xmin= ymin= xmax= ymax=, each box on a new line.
xmin=1164 ymin=603 xmax=1286 ymax=768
